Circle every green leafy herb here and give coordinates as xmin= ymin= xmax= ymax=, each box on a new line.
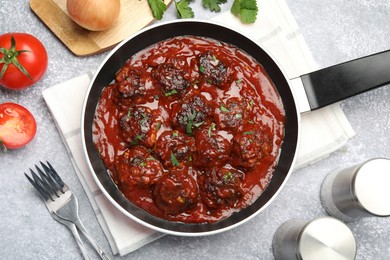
xmin=148 ymin=0 xmax=167 ymax=20
xmin=202 ymin=0 xmax=227 ymax=12
xmin=220 ymin=105 xmax=230 ymax=113
xmin=139 ymin=161 xmax=147 ymax=167
xmin=199 ymin=65 xmax=205 ymax=73
xmin=175 ymin=0 xmax=194 ymax=18
xmin=231 ymin=0 xmax=258 ymax=24
xmin=208 ymin=122 xmax=216 ymax=137
xmin=126 ymin=108 xmax=132 ymax=118
xmin=243 ymin=131 xmax=254 ymax=135
xmin=172 ymin=131 xmax=179 ymax=137
xmin=165 ymin=89 xmax=178 ymax=96
xmin=249 ymin=100 xmax=255 ymax=107
xmin=130 ymin=135 xmax=144 ymax=145
xmin=223 ymin=171 xmax=234 ymax=183
xmin=156 ymin=121 xmax=162 ymax=131
xmin=140 ymin=113 xmax=149 ymax=124
xmin=186 ymin=110 xmax=197 ymax=135
xmin=147 ymin=0 xmax=258 ymax=23
xmin=235 ymin=113 xmax=242 ymax=119
xmin=171 ymin=151 xmax=180 ymax=166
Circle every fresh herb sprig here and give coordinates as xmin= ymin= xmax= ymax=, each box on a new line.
xmin=149 ymin=0 xmax=258 ymax=23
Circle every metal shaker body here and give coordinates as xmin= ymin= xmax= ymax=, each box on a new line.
xmin=321 ymin=158 xmax=390 ymax=220
xmin=272 ymin=217 xmax=356 ymax=260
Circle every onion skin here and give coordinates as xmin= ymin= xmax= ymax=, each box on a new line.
xmin=67 ymin=0 xmax=121 ymax=31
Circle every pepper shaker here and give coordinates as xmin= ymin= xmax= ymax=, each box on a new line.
xmin=320 ymin=158 xmax=390 ymax=222
xmin=272 ymin=217 xmax=356 ymax=260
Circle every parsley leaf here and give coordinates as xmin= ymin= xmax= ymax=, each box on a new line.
xmin=175 ymin=0 xmax=194 ymax=18
xmin=220 ymin=105 xmax=230 ymax=113
xmin=148 ymin=0 xmax=167 ymax=20
xmin=202 ymin=0 xmax=227 ymax=12
xmin=231 ymin=0 xmax=258 ymax=24
xmin=171 ymin=152 xmax=180 ymax=166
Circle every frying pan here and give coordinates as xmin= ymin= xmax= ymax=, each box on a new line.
xmin=81 ymin=20 xmax=390 ymax=236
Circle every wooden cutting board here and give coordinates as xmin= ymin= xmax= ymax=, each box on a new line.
xmin=30 ymin=0 xmax=173 ymax=56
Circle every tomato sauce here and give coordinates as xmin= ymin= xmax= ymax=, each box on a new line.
xmin=93 ymin=36 xmax=285 ymax=223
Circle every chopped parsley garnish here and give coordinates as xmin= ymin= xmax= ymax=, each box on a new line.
xmin=140 ymin=112 xmax=149 ymax=124
xmin=186 ymin=110 xmax=197 ymax=135
xmin=126 ymin=108 xmax=132 ymax=118
xmin=199 ymin=65 xmax=205 ymax=73
xmin=194 ymin=121 xmax=205 ymax=127
xmin=223 ymin=171 xmax=234 ymax=183
xmin=165 ymin=89 xmax=178 ymax=96
xmin=170 ymin=152 xmax=180 ymax=166
xmin=208 ymin=122 xmax=216 ymax=137
xmin=130 ymin=135 xmax=144 ymax=145
xmin=156 ymin=122 xmax=162 ymax=131
xmin=139 ymin=162 xmax=147 ymax=167
xmin=243 ymin=131 xmax=254 ymax=135
xmin=235 ymin=113 xmax=242 ymax=119
xmin=220 ymin=105 xmax=230 ymax=113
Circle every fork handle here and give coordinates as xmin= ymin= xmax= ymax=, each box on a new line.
xmin=74 ymin=220 xmax=111 ymax=260
xmin=63 ymin=221 xmax=92 ymax=260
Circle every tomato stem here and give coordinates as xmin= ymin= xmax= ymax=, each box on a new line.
xmin=0 ymin=139 xmax=7 ymax=152
xmin=0 ymin=34 xmax=33 ymax=81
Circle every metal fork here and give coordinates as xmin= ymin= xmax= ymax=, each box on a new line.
xmin=25 ymin=161 xmax=111 ymax=260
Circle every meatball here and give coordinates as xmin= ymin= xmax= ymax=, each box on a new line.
xmin=216 ymin=97 xmax=247 ymax=130
xmin=154 ymin=130 xmax=196 ymax=168
xmin=198 ymin=166 xmax=244 ymax=209
xmin=119 ymin=106 xmax=159 ymax=147
xmin=198 ymin=51 xmax=230 ymax=87
xmin=115 ymin=146 xmax=164 ymax=189
xmin=231 ymin=125 xmax=273 ymax=169
xmin=171 ymin=93 xmax=212 ymax=135
xmin=193 ymin=123 xmax=232 ymax=167
xmin=115 ymin=67 xmax=146 ymax=99
xmin=153 ymin=167 xmax=199 ymax=215
xmin=152 ymin=63 xmax=189 ymax=94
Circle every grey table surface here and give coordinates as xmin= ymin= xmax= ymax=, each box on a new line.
xmin=1 ymin=0 xmax=390 ymax=259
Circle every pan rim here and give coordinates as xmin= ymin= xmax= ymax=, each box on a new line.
xmin=80 ymin=19 xmax=302 ymax=236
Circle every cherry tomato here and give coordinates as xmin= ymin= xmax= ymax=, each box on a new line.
xmin=0 ymin=33 xmax=48 ymax=90
xmin=0 ymin=102 xmax=37 ymax=149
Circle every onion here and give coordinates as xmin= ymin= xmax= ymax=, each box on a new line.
xmin=67 ymin=0 xmax=121 ymax=31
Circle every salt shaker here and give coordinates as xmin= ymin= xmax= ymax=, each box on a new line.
xmin=272 ymin=217 xmax=356 ymax=260
xmin=320 ymin=158 xmax=390 ymax=222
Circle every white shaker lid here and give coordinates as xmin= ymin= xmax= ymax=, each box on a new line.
xmin=299 ymin=217 xmax=356 ymax=260
xmin=354 ymin=158 xmax=390 ymax=216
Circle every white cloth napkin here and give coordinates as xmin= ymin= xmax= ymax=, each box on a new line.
xmin=42 ymin=0 xmax=355 ymax=256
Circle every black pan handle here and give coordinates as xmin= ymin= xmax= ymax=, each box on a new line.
xmin=300 ymin=49 xmax=390 ymax=110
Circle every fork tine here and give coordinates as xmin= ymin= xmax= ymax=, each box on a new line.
xmin=25 ymin=170 xmax=53 ymax=201
xmin=41 ymin=161 xmax=67 ymax=191
xmin=35 ymin=165 xmax=62 ymax=198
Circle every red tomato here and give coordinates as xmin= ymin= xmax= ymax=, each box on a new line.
xmin=0 ymin=33 xmax=48 ymax=90
xmin=0 ymin=102 xmax=37 ymax=149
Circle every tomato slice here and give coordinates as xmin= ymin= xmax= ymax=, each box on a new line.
xmin=0 ymin=102 xmax=37 ymax=149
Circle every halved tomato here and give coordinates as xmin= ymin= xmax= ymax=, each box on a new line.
xmin=0 ymin=102 xmax=37 ymax=149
